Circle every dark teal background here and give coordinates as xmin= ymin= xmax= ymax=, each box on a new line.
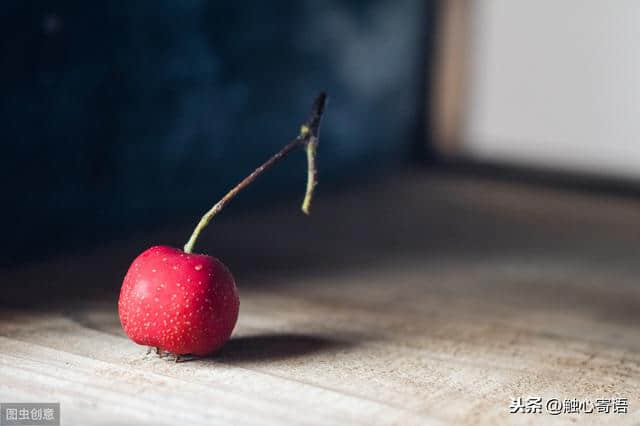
xmin=1 ymin=1 xmax=436 ymax=263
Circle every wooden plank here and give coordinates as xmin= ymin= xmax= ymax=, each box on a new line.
xmin=1 ymin=172 xmax=640 ymax=425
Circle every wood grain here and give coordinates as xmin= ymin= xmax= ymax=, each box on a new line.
xmin=1 ymin=172 xmax=640 ymax=425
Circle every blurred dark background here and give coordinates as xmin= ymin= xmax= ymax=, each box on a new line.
xmin=5 ymin=0 xmax=640 ymax=273
xmin=1 ymin=0 xmax=436 ymax=265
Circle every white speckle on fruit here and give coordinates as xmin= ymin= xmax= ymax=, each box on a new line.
xmin=194 ymin=264 xmax=203 ymax=271
xmin=152 ymin=269 xmax=157 ymax=273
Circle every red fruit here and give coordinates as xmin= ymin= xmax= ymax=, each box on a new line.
xmin=118 ymin=245 xmax=239 ymax=356
xmin=117 ymin=94 xmax=326 ymax=359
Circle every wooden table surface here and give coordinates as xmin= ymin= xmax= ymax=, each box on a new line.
xmin=2 ymin=171 xmax=640 ymax=425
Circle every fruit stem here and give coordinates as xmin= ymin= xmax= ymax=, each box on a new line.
xmin=183 ymin=92 xmax=328 ymax=254
xmin=302 ymin=138 xmax=317 ymax=215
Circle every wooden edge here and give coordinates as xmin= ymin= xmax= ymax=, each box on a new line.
xmin=429 ymin=0 xmax=471 ymax=157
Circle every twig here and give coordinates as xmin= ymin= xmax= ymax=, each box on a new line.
xmin=183 ymin=93 xmax=328 ymax=254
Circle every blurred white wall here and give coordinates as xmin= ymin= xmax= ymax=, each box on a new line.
xmin=464 ymin=0 xmax=640 ymax=178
